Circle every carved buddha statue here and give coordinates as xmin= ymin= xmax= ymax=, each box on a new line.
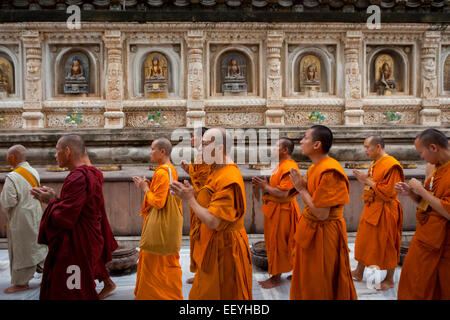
xmin=64 ymin=56 xmax=89 ymax=94
xmin=222 ymin=56 xmax=247 ymax=95
xmin=377 ymin=62 xmax=396 ymax=95
xmin=144 ymin=55 xmax=168 ymax=98
xmin=0 ymin=65 xmax=10 ymax=95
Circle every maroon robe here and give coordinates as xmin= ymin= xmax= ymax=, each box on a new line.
xmin=38 ymin=165 xmax=117 ymax=300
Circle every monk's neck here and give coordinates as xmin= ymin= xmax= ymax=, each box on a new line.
xmin=279 ymin=155 xmax=290 ymax=163
xmin=309 ymin=153 xmax=329 ymax=164
xmin=373 ymin=151 xmax=387 ymax=162
xmin=68 ymin=159 xmax=86 ymax=171
xmin=437 ymin=149 xmax=450 ymax=166
xmin=156 ymin=157 xmax=171 ymax=166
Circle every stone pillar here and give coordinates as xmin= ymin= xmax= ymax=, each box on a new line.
xmin=103 ymin=30 xmax=125 ymax=129
xmin=22 ymin=31 xmax=44 ymax=129
xmin=343 ymin=31 xmax=364 ymax=126
xmin=265 ymin=30 xmax=284 ymax=127
xmin=185 ymin=30 xmax=205 ymax=128
xmin=419 ymin=31 xmax=441 ymax=126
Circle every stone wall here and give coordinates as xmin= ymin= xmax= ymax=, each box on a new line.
xmin=0 ymin=22 xmax=450 ymax=129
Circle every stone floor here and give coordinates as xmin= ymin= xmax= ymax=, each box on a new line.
xmin=0 ymin=235 xmax=402 ymax=300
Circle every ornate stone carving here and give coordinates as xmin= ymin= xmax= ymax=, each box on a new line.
xmin=265 ymin=30 xmax=284 ymax=127
xmin=186 ymin=30 xmax=205 ymax=127
xmin=343 ymin=31 xmax=363 ymax=126
xmin=103 ymin=30 xmax=124 ymax=128
xmin=126 ymin=111 xmax=185 ymax=128
xmin=420 ymin=31 xmax=441 ymax=126
xmin=206 ymin=112 xmax=265 ymax=126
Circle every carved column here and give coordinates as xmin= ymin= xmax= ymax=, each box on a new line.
xmin=419 ymin=31 xmax=441 ymax=126
xmin=22 ymin=31 xmax=44 ymax=129
xmin=343 ymin=31 xmax=364 ymax=126
xmin=185 ymin=30 xmax=205 ymax=128
xmin=265 ymin=30 xmax=284 ymax=127
xmin=103 ymin=30 xmax=125 ymax=129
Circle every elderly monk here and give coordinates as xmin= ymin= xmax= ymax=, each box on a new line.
xmin=170 ymin=127 xmax=253 ymax=300
xmin=351 ymin=135 xmax=405 ymax=290
xmin=32 ymin=135 xmax=114 ymax=299
xmin=180 ymin=126 xmax=211 ymax=285
xmin=289 ymin=125 xmax=357 ymax=300
xmin=0 ymin=145 xmax=47 ymax=294
xmin=133 ymin=138 xmax=183 ymax=300
xmin=395 ymin=128 xmax=450 ymax=300
xmin=252 ymin=138 xmax=300 ymax=289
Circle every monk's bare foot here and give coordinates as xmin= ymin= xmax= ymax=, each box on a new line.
xmin=376 ymin=279 xmax=395 ymax=291
xmin=351 ymin=269 xmax=363 ymax=282
xmin=286 ymin=275 xmax=292 ymax=281
xmin=186 ymin=277 xmax=194 ymax=284
xmin=4 ymin=284 xmax=29 ymax=294
xmin=258 ymin=275 xmax=281 ymax=289
xmin=99 ymin=278 xmax=116 ymax=300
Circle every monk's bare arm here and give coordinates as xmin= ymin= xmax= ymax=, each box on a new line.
xmin=298 ymin=189 xmax=330 ymax=221
xmin=415 ymin=188 xmax=450 ymax=220
xmin=186 ymin=197 xmax=222 ymax=229
xmin=263 ymin=185 xmax=290 ymax=199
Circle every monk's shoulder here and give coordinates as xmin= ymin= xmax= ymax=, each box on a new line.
xmin=317 ymin=157 xmax=347 ymax=179
xmin=210 ymin=164 xmax=244 ymax=191
xmin=279 ymin=159 xmax=299 ymax=175
xmin=382 ymin=155 xmax=402 ymax=170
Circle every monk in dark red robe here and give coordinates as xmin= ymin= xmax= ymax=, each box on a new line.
xmin=34 ymin=135 xmax=117 ymax=300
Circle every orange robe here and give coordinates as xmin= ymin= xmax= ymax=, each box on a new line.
xmin=290 ymin=157 xmax=357 ymax=300
xmin=261 ymin=158 xmax=301 ymax=276
xmin=354 ymin=155 xmax=405 ymax=270
xmin=398 ymin=161 xmax=450 ymax=300
xmin=134 ymin=163 xmax=183 ymax=300
xmin=188 ymin=162 xmax=212 ymax=273
xmin=189 ymin=163 xmax=253 ymax=300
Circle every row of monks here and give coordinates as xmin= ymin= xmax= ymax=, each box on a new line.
xmin=6 ymin=125 xmax=448 ymax=300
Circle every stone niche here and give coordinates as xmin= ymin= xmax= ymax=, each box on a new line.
xmin=209 ymin=44 xmax=259 ymax=97
xmin=0 ymin=45 xmax=20 ymax=99
xmin=49 ymin=45 xmax=101 ymax=98
xmin=128 ymin=44 xmax=182 ymax=99
xmin=287 ymin=45 xmax=336 ymax=97
xmin=366 ymin=46 xmax=413 ymax=97
xmin=441 ymin=46 xmax=450 ymax=95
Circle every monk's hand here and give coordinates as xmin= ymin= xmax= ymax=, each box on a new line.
xmin=170 ymin=180 xmax=195 ymax=201
xmin=289 ymin=168 xmax=305 ymax=192
xmin=133 ymin=176 xmax=149 ymax=192
xmin=395 ymin=182 xmax=412 ymax=197
xmin=353 ymin=170 xmax=370 ymax=185
xmin=408 ymin=178 xmax=425 ymax=194
xmin=30 ymin=186 xmax=56 ymax=203
xmin=252 ymin=176 xmax=269 ymax=191
xmin=180 ymin=160 xmax=190 ymax=174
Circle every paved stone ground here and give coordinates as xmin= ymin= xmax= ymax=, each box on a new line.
xmin=0 ymin=235 xmax=401 ymax=300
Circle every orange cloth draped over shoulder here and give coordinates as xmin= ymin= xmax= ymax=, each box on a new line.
xmin=290 ymin=157 xmax=357 ymax=300
xmin=354 ymin=155 xmax=405 ymax=270
xmin=188 ymin=162 xmax=212 ymax=273
xmin=261 ymin=158 xmax=301 ymax=276
xmin=134 ymin=163 xmax=183 ymax=300
xmin=398 ymin=161 xmax=450 ymax=300
xmin=189 ymin=163 xmax=253 ymax=300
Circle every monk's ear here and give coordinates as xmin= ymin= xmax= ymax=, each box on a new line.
xmin=313 ymin=140 xmax=322 ymax=152
xmin=428 ymin=143 xmax=439 ymax=153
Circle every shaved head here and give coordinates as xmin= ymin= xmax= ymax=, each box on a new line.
xmin=205 ymin=127 xmax=233 ymax=156
xmin=7 ymin=144 xmax=27 ymax=162
xmin=416 ymin=129 xmax=448 ymax=149
xmin=58 ymin=134 xmax=86 ymax=158
xmin=367 ymin=135 xmax=385 ymax=149
xmin=279 ymin=137 xmax=294 ymax=155
xmin=153 ymin=138 xmax=172 ymax=155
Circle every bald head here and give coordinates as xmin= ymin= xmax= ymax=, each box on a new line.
xmin=279 ymin=137 xmax=294 ymax=155
xmin=58 ymin=134 xmax=86 ymax=158
xmin=205 ymin=127 xmax=233 ymax=156
xmin=153 ymin=138 xmax=172 ymax=156
xmin=416 ymin=129 xmax=448 ymax=149
xmin=7 ymin=144 xmax=27 ymax=166
xmin=367 ymin=135 xmax=385 ymax=149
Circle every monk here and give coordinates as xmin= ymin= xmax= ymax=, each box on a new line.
xmin=34 ymin=135 xmax=113 ymax=299
xmin=289 ymin=125 xmax=357 ymax=300
xmin=180 ymin=126 xmax=211 ymax=285
xmin=396 ymin=128 xmax=450 ymax=300
xmin=252 ymin=138 xmax=300 ymax=289
xmin=31 ymin=148 xmax=118 ymax=299
xmin=133 ymin=138 xmax=183 ymax=300
xmin=0 ymin=145 xmax=47 ymax=294
xmin=351 ymin=135 xmax=405 ymax=290
xmin=170 ymin=127 xmax=253 ymax=300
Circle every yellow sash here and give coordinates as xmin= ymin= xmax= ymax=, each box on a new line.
xmin=13 ymin=166 xmax=39 ymax=188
